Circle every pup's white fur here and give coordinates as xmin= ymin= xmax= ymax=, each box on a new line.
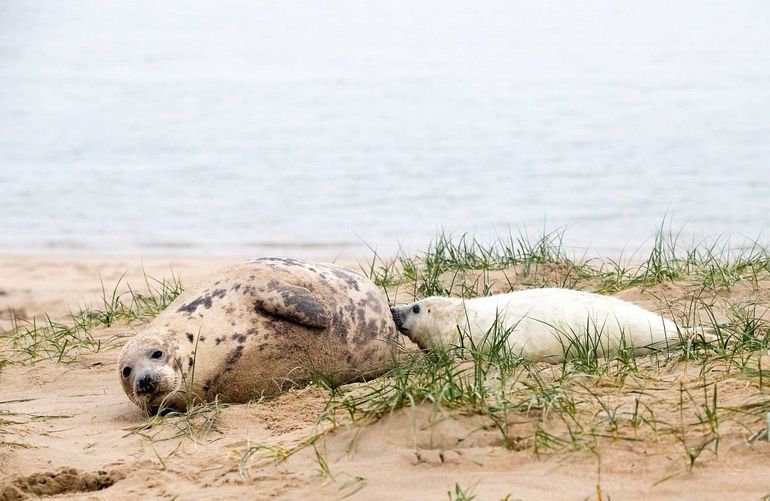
xmin=392 ymin=289 xmax=711 ymax=362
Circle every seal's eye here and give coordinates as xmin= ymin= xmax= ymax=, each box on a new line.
xmin=122 ymin=367 xmax=131 ymax=378
xmin=151 ymin=350 xmax=163 ymax=359
xmin=411 ymin=304 xmax=420 ymax=314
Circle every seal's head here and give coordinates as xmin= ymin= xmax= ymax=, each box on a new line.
xmin=390 ymin=297 xmax=463 ymax=350
xmin=118 ymin=333 xmax=182 ymax=414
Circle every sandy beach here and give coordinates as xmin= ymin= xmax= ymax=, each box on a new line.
xmin=1 ymin=253 xmax=770 ymax=500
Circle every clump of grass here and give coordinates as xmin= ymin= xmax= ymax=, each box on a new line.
xmin=322 ymin=320 xmax=521 ymax=428
xmin=3 ymin=312 xmax=104 ymax=363
xmin=592 ymin=226 xmax=770 ymax=293
xmin=448 ymin=482 xmax=477 ymax=501
xmin=235 ymin=429 xmax=329 ymax=479
xmin=672 ymin=383 xmax=719 ymax=473
xmin=367 ymin=220 xmax=770 ymax=302
xmin=0 ymin=271 xmax=183 ymax=364
xmin=365 ymin=227 xmax=578 ymax=299
xmin=129 ymin=397 xmax=224 ymax=443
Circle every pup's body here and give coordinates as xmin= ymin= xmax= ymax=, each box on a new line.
xmin=391 ymin=289 xmax=708 ymax=362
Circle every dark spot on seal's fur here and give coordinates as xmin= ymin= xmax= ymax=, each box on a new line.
xmin=188 ymin=357 xmax=194 ymax=369
xmin=177 ymin=295 xmax=212 ymax=314
xmin=331 ymin=313 xmax=350 ymax=343
xmin=186 ymin=332 xmax=194 ymax=343
xmin=231 ymin=333 xmax=246 ymax=343
xmin=215 ymin=335 xmax=226 ymax=345
xmin=365 ymin=319 xmax=378 ymax=338
xmin=226 ymin=345 xmax=244 ymax=366
xmin=177 ymin=288 xmax=227 ymax=314
xmin=329 ymin=268 xmax=360 ymax=291
xmin=365 ymin=291 xmax=383 ymax=313
xmin=232 ymin=283 xmax=241 ymax=292
xmin=262 ymin=257 xmax=304 ymax=267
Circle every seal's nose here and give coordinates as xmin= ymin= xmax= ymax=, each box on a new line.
xmin=390 ymin=307 xmax=403 ymax=328
xmin=136 ymin=373 xmax=157 ymax=395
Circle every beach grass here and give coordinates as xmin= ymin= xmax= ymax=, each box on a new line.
xmin=129 ymin=397 xmax=225 ymax=443
xmin=364 ymin=222 xmax=770 ymax=299
xmin=0 ymin=271 xmax=183 ymax=364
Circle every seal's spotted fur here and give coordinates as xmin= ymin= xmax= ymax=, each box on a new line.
xmin=118 ymin=258 xmax=399 ymax=413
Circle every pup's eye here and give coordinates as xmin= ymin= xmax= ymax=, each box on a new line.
xmin=411 ymin=304 xmax=420 ymax=314
xmin=122 ymin=367 xmax=132 ymax=378
xmin=151 ymin=350 xmax=163 ymax=359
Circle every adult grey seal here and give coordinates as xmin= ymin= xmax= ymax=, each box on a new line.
xmin=118 ymin=258 xmax=400 ymax=414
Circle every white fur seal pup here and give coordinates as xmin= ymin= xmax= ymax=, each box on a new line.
xmin=390 ymin=288 xmax=711 ymax=362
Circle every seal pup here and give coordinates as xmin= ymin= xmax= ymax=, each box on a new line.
xmin=118 ymin=258 xmax=400 ymax=413
xmin=390 ymin=288 xmax=714 ymax=362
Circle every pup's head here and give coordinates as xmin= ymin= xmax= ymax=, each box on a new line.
xmin=390 ymin=297 xmax=463 ymax=350
xmin=118 ymin=333 xmax=183 ymax=414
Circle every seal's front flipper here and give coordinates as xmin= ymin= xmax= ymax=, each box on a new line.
xmin=254 ymin=280 xmax=332 ymax=329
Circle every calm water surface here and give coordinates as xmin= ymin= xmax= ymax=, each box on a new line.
xmin=2 ymin=1 xmax=770 ymax=257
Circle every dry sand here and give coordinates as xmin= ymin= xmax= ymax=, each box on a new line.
xmin=1 ymin=256 xmax=770 ymax=500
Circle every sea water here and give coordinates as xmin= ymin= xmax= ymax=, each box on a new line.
xmin=2 ymin=1 xmax=769 ymax=257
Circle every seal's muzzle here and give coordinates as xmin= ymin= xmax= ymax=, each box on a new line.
xmin=136 ymin=373 xmax=158 ymax=396
xmin=390 ymin=307 xmax=405 ymax=331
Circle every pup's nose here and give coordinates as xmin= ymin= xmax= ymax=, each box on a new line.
xmin=136 ymin=373 xmax=157 ymax=395
xmin=390 ymin=307 xmax=403 ymax=328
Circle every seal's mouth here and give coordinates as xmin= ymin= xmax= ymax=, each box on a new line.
xmin=134 ymin=392 xmax=165 ymax=412
xmin=135 ymin=391 xmax=184 ymax=416
xmin=130 ymin=372 xmax=182 ymax=415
